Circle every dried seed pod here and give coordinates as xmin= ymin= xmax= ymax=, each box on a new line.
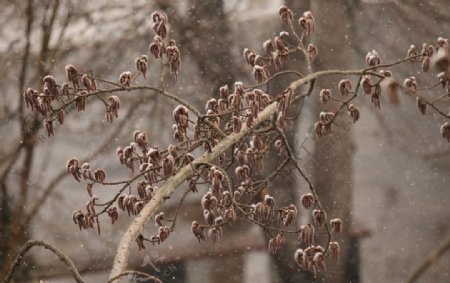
xmin=366 ymin=50 xmax=381 ymax=67
xmin=330 ymin=218 xmax=343 ymax=234
xmin=230 ymin=115 xmax=242 ymax=134
xmin=294 ymin=249 xmax=305 ymax=268
xmin=268 ymin=238 xmax=278 ymax=255
xmin=72 ymin=210 xmax=85 ymax=230
xmin=255 ymin=202 xmax=270 ymax=221
xmin=253 ymin=65 xmax=268 ymax=83
xmin=61 ymin=83 xmax=70 ymax=97
xmin=243 ymin=48 xmax=256 ymax=66
xmin=313 ymin=252 xmax=326 ymax=273
xmin=117 ymin=194 xmax=126 ymax=211
xmin=149 ymin=35 xmax=165 ymax=59
xmin=166 ymin=40 xmax=181 ymax=80
xmin=361 ymin=75 xmax=372 ymax=95
xmin=135 ymin=55 xmax=148 ymax=79
xmin=81 ymin=74 xmax=96 ymax=92
xmin=314 ymin=122 xmax=324 ymax=138
xmin=119 ymin=71 xmax=132 ymax=87
xmin=416 ymin=97 xmax=427 ymax=115
xmin=263 ymin=39 xmax=275 ymax=55
xmin=422 ymin=43 xmax=434 ymax=57
xmin=330 ymin=241 xmax=340 ymax=260
xmin=312 ymin=209 xmax=327 ymax=227
xmin=107 ymin=207 xmax=119 ymax=224
xmin=191 ymin=221 xmax=205 ymax=242
xmin=219 ymin=84 xmax=229 ymax=100
xmin=278 ymin=5 xmax=293 ymax=24
xmin=436 ymin=37 xmax=449 ymax=50
xmin=23 ymin=88 xmax=38 ymax=111
xmin=203 ymin=209 xmax=215 ymax=226
xmin=214 ymin=216 xmax=224 ymax=226
xmin=205 ymin=98 xmax=218 ymax=113
xmin=106 ymin=95 xmax=121 ymax=123
xmin=162 ymin=155 xmax=174 ymax=177
xmin=263 ymin=194 xmax=275 ymax=209
xmin=403 ymin=76 xmax=417 ymax=91
xmin=75 ymin=91 xmax=87 ymax=112
xmin=301 ymin=193 xmax=316 ymax=209
xmin=173 ymin=105 xmax=189 ymax=128
xmin=338 ymin=79 xmax=352 ymax=96
xmin=407 ymin=44 xmax=418 ymax=62
xmin=319 ymin=111 xmax=335 ymax=124
xmin=81 ymin=163 xmax=92 ymax=180
xmin=44 ymin=119 xmax=54 ymax=137
xmin=282 ymin=204 xmax=297 ymax=226
xmin=347 ymin=104 xmax=360 ymax=123
xmin=298 ymin=224 xmax=315 ymax=246
xmin=268 ymin=233 xmax=285 ymax=255
xmin=133 ymin=131 xmax=148 ymax=149
xmin=441 ymin=122 xmax=450 ymax=142
xmin=65 ymin=64 xmax=80 ymax=89
xmin=208 ymin=227 xmax=222 ymax=244
xmin=67 ymin=158 xmax=81 ymax=182
xmin=135 ymin=181 xmax=147 ymax=200
xmin=299 ymin=11 xmax=315 ymax=36
xmin=43 ymin=75 xmax=59 ymax=99
xmin=151 ymin=11 xmax=168 ymax=39
xmin=116 ymin=146 xmax=125 ymax=165
xmin=224 ymin=207 xmax=237 ymax=222
xmin=307 ymin=43 xmax=318 ymax=61
xmin=234 ymin=166 xmax=244 ymax=182
xmin=94 ymin=168 xmax=106 ymax=182
xmin=319 ymin=89 xmax=331 ymax=105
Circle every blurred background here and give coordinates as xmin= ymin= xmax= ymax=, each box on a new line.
xmin=0 ymin=0 xmax=449 ymax=282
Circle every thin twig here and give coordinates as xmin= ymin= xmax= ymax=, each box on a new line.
xmin=406 ymin=235 xmax=450 ymax=283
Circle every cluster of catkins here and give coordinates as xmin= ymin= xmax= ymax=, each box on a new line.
xmin=22 ymin=66 xmax=105 ymax=137
xmin=67 ymin=127 xmax=194 ymax=234
xmin=313 ymin=36 xmax=449 ymax=141
xmin=23 ymin=11 xmax=182 ymax=138
xmin=406 ymin=38 xmax=450 ymax=141
xmin=243 ymin=6 xmax=318 ymax=85
xmin=287 ymin=193 xmax=343 ymax=276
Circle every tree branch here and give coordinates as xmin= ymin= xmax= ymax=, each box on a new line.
xmin=3 ymin=240 xmax=84 ymax=283
xmin=406 ymin=235 xmax=450 ymax=283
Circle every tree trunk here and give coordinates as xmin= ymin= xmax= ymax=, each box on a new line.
xmin=266 ymin=1 xmax=316 ymax=282
xmin=311 ymin=1 xmax=357 ymax=282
